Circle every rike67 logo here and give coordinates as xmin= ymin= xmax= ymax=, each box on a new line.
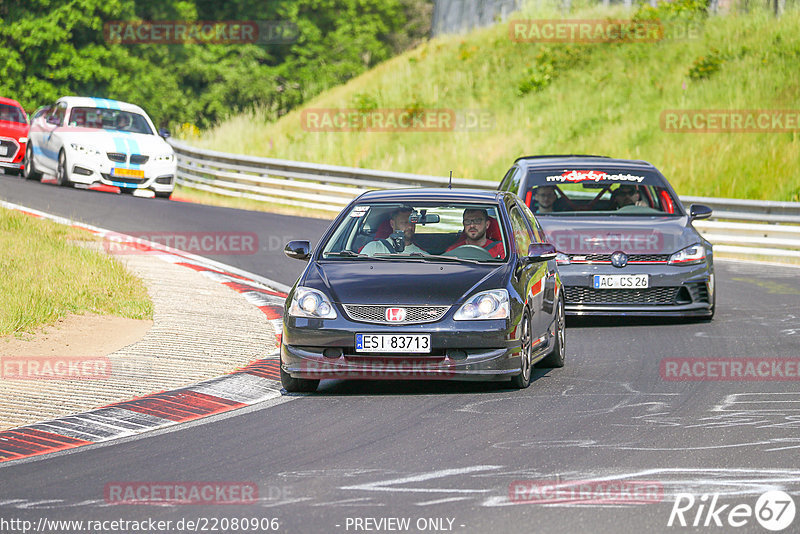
xmin=668 ymin=491 xmax=796 ymax=531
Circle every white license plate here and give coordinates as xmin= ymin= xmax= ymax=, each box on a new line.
xmin=0 ymin=146 xmax=7 ymax=156
xmin=356 ymin=334 xmax=431 ymax=353
xmin=593 ymin=274 xmax=649 ymax=289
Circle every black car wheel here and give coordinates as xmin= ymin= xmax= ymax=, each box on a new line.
xmin=23 ymin=144 xmax=42 ymax=181
xmin=56 ymin=150 xmax=71 ymax=187
xmin=510 ymin=309 xmax=533 ymax=388
xmin=538 ymin=295 xmax=565 ymax=368
xmin=280 ymin=367 xmax=319 ymax=393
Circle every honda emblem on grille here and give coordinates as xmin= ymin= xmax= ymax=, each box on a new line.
xmin=385 ymin=308 xmax=406 ymax=322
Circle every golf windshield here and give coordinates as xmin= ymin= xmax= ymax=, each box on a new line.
xmin=523 ymin=169 xmax=682 ymax=216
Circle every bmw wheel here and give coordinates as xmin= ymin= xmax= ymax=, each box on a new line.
xmin=23 ymin=144 xmax=42 ymax=181
xmin=56 ymin=150 xmax=72 ymax=187
xmin=510 ymin=309 xmax=533 ymax=388
xmin=538 ymin=295 xmax=565 ymax=368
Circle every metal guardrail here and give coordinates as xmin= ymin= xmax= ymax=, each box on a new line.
xmin=169 ymin=138 xmax=800 ymax=260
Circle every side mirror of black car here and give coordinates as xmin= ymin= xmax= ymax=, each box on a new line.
xmin=284 ymin=240 xmax=311 ymax=261
xmin=689 ymin=204 xmax=712 ymax=221
xmin=525 ymin=243 xmax=557 ymax=263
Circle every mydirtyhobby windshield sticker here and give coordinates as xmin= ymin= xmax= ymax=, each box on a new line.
xmin=545 ymin=170 xmax=646 ymax=183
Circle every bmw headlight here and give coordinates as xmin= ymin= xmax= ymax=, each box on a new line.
xmin=70 ymin=143 xmax=101 ymax=156
xmin=454 ymin=289 xmax=509 ymax=320
xmin=556 ymin=252 xmax=570 ymax=265
xmin=289 ymin=287 xmax=337 ymax=319
xmin=669 ymin=244 xmax=706 ymax=265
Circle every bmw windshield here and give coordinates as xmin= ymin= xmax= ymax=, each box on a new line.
xmin=67 ymin=107 xmax=154 ymax=135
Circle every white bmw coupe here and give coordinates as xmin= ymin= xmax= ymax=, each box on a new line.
xmin=25 ymin=96 xmax=176 ymax=198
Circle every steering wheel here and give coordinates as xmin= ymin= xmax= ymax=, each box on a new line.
xmin=442 ymin=245 xmax=494 ymax=260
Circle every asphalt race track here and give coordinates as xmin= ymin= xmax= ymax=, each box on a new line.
xmin=2 ymin=176 xmax=800 ymax=534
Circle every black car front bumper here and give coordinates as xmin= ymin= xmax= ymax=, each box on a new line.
xmin=281 ymin=314 xmax=530 ymax=382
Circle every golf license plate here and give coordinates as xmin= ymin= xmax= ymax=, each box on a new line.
xmin=593 ymin=274 xmax=649 ymax=289
xmin=356 ymin=334 xmax=431 ymax=353
xmin=112 ymin=167 xmax=145 ymax=179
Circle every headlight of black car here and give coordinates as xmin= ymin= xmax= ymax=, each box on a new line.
xmin=668 ymin=244 xmax=706 ymax=265
xmin=454 ymin=289 xmax=510 ymax=320
xmin=289 ymin=287 xmax=337 ymax=319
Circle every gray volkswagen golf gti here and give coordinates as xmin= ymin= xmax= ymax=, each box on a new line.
xmin=498 ymin=155 xmax=715 ymax=318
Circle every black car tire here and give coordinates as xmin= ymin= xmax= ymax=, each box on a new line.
xmin=154 ymin=191 xmax=172 ymax=199
xmin=280 ymin=367 xmax=319 ymax=393
xmin=23 ymin=144 xmax=42 ymax=181
xmin=56 ymin=150 xmax=71 ymax=187
xmin=538 ymin=296 xmax=565 ymax=368
xmin=510 ymin=309 xmax=533 ymax=389
xmin=119 ymin=188 xmax=135 ymax=195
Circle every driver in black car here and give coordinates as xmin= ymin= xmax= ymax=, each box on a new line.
xmin=445 ymin=208 xmax=505 ymax=258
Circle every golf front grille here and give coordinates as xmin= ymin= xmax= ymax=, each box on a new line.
xmin=343 ymin=305 xmax=450 ymax=324
xmin=565 ymin=286 xmax=679 ymax=305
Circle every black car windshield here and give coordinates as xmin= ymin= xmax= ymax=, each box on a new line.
xmin=321 ymin=202 xmax=508 ymax=262
xmin=67 ymin=107 xmax=154 ymax=135
xmin=523 ymin=169 xmax=682 ymax=216
xmin=0 ymin=103 xmax=27 ymax=124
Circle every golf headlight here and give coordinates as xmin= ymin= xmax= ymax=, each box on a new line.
xmin=289 ymin=287 xmax=337 ymax=319
xmin=70 ymin=143 xmax=101 ymax=156
xmin=669 ymin=244 xmax=706 ymax=265
xmin=19 ymin=137 xmax=28 ymax=143
xmin=556 ymin=252 xmax=570 ymax=265
xmin=454 ymin=289 xmax=509 ymax=320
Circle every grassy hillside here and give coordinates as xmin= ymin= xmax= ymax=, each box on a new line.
xmin=190 ymin=2 xmax=800 ymax=201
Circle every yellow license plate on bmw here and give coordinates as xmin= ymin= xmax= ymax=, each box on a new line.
xmin=112 ymin=168 xmax=145 ymax=179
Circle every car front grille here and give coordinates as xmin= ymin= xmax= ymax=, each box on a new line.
xmin=130 ymin=154 xmax=149 ymax=164
xmin=0 ymin=138 xmax=19 ymax=160
xmin=568 ymin=254 xmax=670 ymax=263
xmin=101 ymin=173 xmax=147 ymax=185
xmin=565 ymin=286 xmax=679 ymax=305
xmin=107 ymin=152 xmax=126 ymax=162
xmin=343 ymin=304 xmax=450 ymax=324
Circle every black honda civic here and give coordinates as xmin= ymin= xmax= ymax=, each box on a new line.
xmin=498 ymin=155 xmax=715 ymax=318
xmin=280 ymin=188 xmax=565 ymax=393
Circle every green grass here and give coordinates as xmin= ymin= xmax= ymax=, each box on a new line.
xmin=189 ymin=2 xmax=800 ymax=202
xmin=0 ymin=208 xmax=153 ymax=336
